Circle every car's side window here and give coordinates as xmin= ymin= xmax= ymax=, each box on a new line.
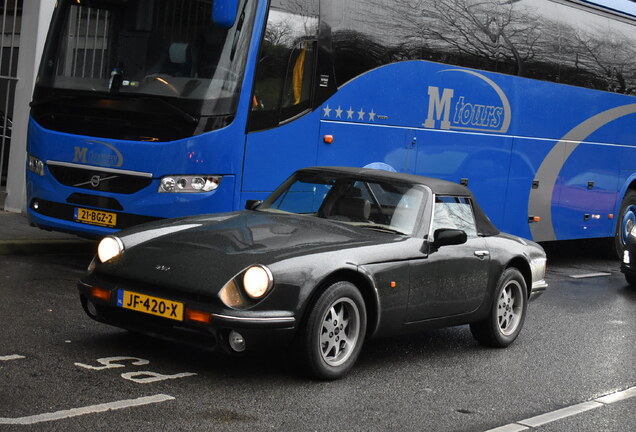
xmin=430 ymin=196 xmax=477 ymax=238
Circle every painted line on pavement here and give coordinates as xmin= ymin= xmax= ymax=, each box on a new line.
xmin=0 ymin=394 xmax=175 ymax=425
xmin=484 ymin=386 xmax=636 ymax=432
xmin=568 ymin=272 xmax=611 ymax=279
xmin=0 ymin=355 xmax=25 ymax=361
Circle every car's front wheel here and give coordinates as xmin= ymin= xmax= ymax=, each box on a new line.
xmin=470 ymin=268 xmax=528 ymax=347
xmin=300 ymin=281 xmax=367 ymax=380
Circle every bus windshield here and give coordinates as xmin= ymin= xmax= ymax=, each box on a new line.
xmin=38 ymin=0 xmax=257 ymax=114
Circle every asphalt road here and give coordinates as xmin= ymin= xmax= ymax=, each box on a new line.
xmin=0 ymin=242 xmax=634 ymax=431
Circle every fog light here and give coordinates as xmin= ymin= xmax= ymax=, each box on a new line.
xmin=228 ymin=330 xmax=246 ymax=352
xmin=624 ymin=250 xmax=630 ymax=264
xmin=33 ymin=201 xmax=40 ymax=210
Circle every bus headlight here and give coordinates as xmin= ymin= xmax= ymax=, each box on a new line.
xmin=28 ymin=155 xmax=45 ymax=176
xmin=159 ymin=175 xmax=222 ymax=193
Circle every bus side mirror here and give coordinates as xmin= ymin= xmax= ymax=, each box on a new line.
xmin=212 ymin=0 xmax=239 ymax=29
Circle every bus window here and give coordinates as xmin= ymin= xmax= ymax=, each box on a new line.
xmin=248 ymin=0 xmax=318 ymax=131
xmin=33 ymin=0 xmax=258 ymax=141
xmin=325 ymin=0 xmax=636 ymax=95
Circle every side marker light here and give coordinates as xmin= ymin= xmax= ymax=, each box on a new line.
xmin=185 ymin=309 xmax=212 ymax=325
xmin=90 ymin=287 xmax=112 ymax=302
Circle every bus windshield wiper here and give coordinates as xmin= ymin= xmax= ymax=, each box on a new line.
xmin=138 ymin=97 xmax=197 ymax=125
xmin=29 ymin=94 xmax=98 ymax=108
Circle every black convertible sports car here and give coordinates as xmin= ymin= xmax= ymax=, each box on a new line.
xmin=79 ymin=167 xmax=547 ymax=379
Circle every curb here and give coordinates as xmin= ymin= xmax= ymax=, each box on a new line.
xmin=0 ymin=239 xmax=97 ymax=255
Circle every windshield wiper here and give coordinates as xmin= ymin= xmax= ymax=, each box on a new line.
xmin=31 ymin=94 xmax=197 ymax=125
xmin=30 ymin=94 xmax=98 ymax=108
xmin=138 ymin=97 xmax=197 ymax=125
xmin=355 ymin=223 xmax=407 ymax=235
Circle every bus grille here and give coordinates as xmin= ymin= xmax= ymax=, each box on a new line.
xmin=48 ymin=164 xmax=152 ymax=194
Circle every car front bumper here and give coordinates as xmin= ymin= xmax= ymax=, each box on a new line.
xmin=78 ymin=281 xmax=297 ymax=354
xmin=529 ymin=280 xmax=548 ymax=301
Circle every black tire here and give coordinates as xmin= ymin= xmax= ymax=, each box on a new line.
xmin=470 ymin=268 xmax=528 ymax=348
xmin=614 ymin=190 xmax=636 ymax=259
xmin=300 ymin=281 xmax=367 ymax=380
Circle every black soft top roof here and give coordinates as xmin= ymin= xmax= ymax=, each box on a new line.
xmin=301 ymin=166 xmax=470 ymax=195
xmin=297 ymin=166 xmax=500 ymax=236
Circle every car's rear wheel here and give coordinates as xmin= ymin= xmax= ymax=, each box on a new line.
xmin=300 ymin=281 xmax=366 ymax=380
xmin=470 ymin=268 xmax=527 ymax=347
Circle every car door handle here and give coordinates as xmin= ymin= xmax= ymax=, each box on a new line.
xmin=474 ymin=250 xmax=490 ymax=259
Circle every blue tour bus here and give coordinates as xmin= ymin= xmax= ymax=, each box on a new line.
xmin=27 ymin=0 xmax=636 ymax=254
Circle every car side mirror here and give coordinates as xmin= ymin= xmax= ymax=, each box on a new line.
xmin=432 ymin=228 xmax=467 ymax=249
xmin=245 ymin=200 xmax=262 ymax=210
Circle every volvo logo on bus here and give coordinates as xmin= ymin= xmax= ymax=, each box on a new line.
xmin=72 ymin=140 xmax=124 ymax=168
xmin=90 ymin=175 xmax=101 ymax=187
xmin=423 ymin=69 xmax=511 ymax=134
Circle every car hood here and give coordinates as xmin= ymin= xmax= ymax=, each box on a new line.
xmin=93 ymin=211 xmax=405 ymax=296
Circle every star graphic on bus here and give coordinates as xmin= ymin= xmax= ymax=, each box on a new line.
xmin=347 ymin=107 xmax=354 ymax=119
xmin=358 ymin=108 xmax=366 ymax=120
xmin=323 ymin=105 xmax=332 ymax=117
xmin=335 ymin=106 xmax=343 ymax=118
xmin=369 ymin=109 xmax=376 ymax=121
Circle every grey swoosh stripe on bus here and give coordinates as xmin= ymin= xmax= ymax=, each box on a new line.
xmin=528 ymin=103 xmax=636 ymax=242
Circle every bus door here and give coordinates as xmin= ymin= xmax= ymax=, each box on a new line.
xmin=552 ymin=142 xmax=620 ymax=240
xmin=243 ymin=1 xmax=320 ymax=204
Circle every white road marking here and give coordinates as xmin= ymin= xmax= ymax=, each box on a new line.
xmin=484 ymin=386 xmax=636 ymax=432
xmin=518 ymin=401 xmax=602 ymax=427
xmin=0 ymin=394 xmax=174 ymax=425
xmin=484 ymin=424 xmax=528 ymax=432
xmin=75 ymin=356 xmax=149 ymax=370
xmin=569 ymin=272 xmax=611 ymax=279
xmin=0 ymin=355 xmax=25 ymax=361
xmin=595 ymin=386 xmax=636 ymax=404
xmin=121 ymin=371 xmax=197 ymax=384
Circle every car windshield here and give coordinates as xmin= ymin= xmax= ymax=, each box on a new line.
xmin=259 ymin=172 xmax=427 ymax=236
xmin=38 ymin=0 xmax=256 ymax=112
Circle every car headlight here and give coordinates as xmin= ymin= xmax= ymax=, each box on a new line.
xmin=97 ymin=236 xmax=124 ymax=263
xmin=242 ymin=265 xmax=273 ymax=299
xmin=159 ymin=175 xmax=222 ymax=193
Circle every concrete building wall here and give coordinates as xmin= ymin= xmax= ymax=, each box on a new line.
xmin=3 ymin=0 xmax=54 ymax=212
